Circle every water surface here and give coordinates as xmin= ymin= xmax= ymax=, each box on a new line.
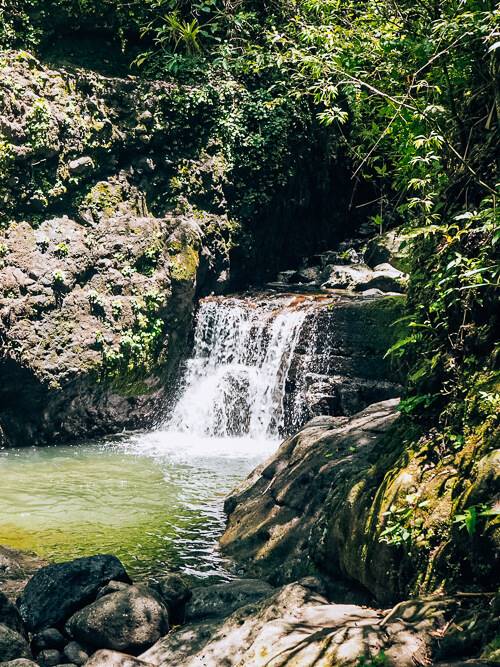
xmin=0 ymin=431 xmax=275 ymax=580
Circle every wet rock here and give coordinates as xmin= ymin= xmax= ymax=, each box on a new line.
xmin=186 ymin=579 xmax=274 ymax=622
xmin=65 ymin=586 xmax=168 ymax=654
xmin=31 ymin=628 xmax=66 ymax=653
xmin=0 ymin=625 xmax=31 ymax=663
xmin=146 ymin=575 xmax=191 ymax=626
xmin=63 ymin=642 xmax=88 ymax=665
xmin=83 ymin=650 xmax=152 ymax=666
xmin=0 ymin=593 xmax=25 ymax=637
xmin=17 ymin=555 xmax=130 ymax=632
xmin=36 ymin=649 xmax=61 ymax=667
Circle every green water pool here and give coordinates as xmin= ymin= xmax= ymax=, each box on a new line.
xmin=0 ymin=430 xmax=275 ymax=581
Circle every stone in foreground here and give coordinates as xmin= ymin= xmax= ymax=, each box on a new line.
xmin=17 ymin=555 xmax=130 ymax=632
xmin=83 ymin=649 xmax=153 ymax=666
xmin=0 ymin=593 xmax=25 ymax=637
xmin=141 ymin=580 xmax=453 ymax=667
xmin=66 ymin=586 xmax=168 ymax=654
xmin=0 ymin=625 xmax=31 ymax=663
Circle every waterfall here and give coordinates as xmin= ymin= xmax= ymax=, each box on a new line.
xmin=167 ymin=295 xmax=310 ymax=439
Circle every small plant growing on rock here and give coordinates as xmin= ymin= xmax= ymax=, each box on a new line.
xmin=88 ymin=290 xmax=106 ymax=318
xmin=52 ymin=270 xmax=65 ymax=288
xmin=112 ymin=300 xmax=123 ymax=320
xmin=357 ymin=651 xmax=388 ymax=666
xmin=453 ymin=504 xmax=499 ymax=537
xmin=380 ymin=494 xmax=429 ymax=548
xmin=0 ymin=242 xmax=8 ymax=257
xmin=54 ymin=241 xmax=69 ymax=258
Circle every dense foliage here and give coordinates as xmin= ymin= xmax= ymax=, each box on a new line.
xmin=1 ymin=0 xmax=498 ymax=470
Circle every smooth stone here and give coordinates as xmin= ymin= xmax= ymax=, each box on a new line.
xmin=0 ymin=625 xmax=31 ymax=663
xmin=31 ymin=628 xmax=66 ymax=653
xmin=65 ymin=586 xmax=168 ymax=654
xmin=83 ymin=649 xmax=152 ymax=666
xmin=0 ymin=593 xmax=25 ymax=637
xmin=35 ymin=649 xmax=61 ymax=667
xmin=63 ymin=641 xmax=88 ymax=665
xmin=186 ymin=579 xmax=274 ymax=622
xmin=17 ymin=555 xmax=130 ymax=632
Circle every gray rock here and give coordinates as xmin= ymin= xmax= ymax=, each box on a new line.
xmin=0 ymin=625 xmax=31 ymax=662
xmin=186 ymin=580 xmax=274 ymax=622
xmin=321 ymin=262 xmax=406 ymax=293
xmin=146 ymin=575 xmax=191 ymax=625
xmin=0 ymin=660 xmax=39 ymax=667
xmin=321 ymin=263 xmax=373 ymax=289
xmin=0 ymin=212 xmax=232 ymax=447
xmin=17 ymin=555 xmax=130 ymax=632
xmin=95 ymin=581 xmax=130 ymax=600
xmin=35 ymin=650 xmax=61 ymax=667
xmin=141 ymin=581 xmax=450 ymax=667
xmin=67 ymin=157 xmax=94 ymax=175
xmin=0 ymin=593 xmax=25 ymax=637
xmin=63 ymin=642 xmax=88 ymax=665
xmin=65 ymin=586 xmax=168 ymax=654
xmin=364 ymin=229 xmax=410 ymax=272
xmin=221 ymin=400 xmax=401 ymax=589
xmin=83 ymin=650 xmax=152 ymax=666
xmin=31 ymin=628 xmax=66 ymax=653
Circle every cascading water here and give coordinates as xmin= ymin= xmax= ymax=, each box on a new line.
xmin=0 ymin=292 xmax=341 ymax=580
xmin=166 ymin=295 xmax=310 ymax=438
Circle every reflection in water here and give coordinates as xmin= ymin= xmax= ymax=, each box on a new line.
xmin=0 ymin=432 xmax=275 ymax=580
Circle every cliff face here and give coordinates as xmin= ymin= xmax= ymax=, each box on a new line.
xmin=0 ymin=51 xmax=234 ymax=446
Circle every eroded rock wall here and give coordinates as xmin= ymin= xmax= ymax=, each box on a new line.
xmin=0 ymin=51 xmax=234 ymax=446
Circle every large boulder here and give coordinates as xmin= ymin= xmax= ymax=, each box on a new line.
xmin=65 ymin=585 xmax=168 ymax=654
xmin=221 ymin=398 xmax=500 ymax=605
xmin=0 ymin=625 xmax=31 ymax=663
xmin=0 ymin=53 xmax=233 ymax=448
xmin=0 ymin=211 xmax=232 ymax=447
xmin=141 ymin=580 xmax=456 ymax=667
xmin=221 ymin=400 xmax=402 ymax=591
xmin=17 ymin=555 xmax=130 ymax=632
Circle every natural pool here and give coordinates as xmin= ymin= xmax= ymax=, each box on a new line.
xmin=0 ymin=431 xmax=275 ymax=581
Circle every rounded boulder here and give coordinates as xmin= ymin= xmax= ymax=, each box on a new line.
xmin=65 ymin=586 xmax=168 ymax=654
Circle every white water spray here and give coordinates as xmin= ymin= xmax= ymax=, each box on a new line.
xmin=167 ymin=295 xmax=311 ymax=438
